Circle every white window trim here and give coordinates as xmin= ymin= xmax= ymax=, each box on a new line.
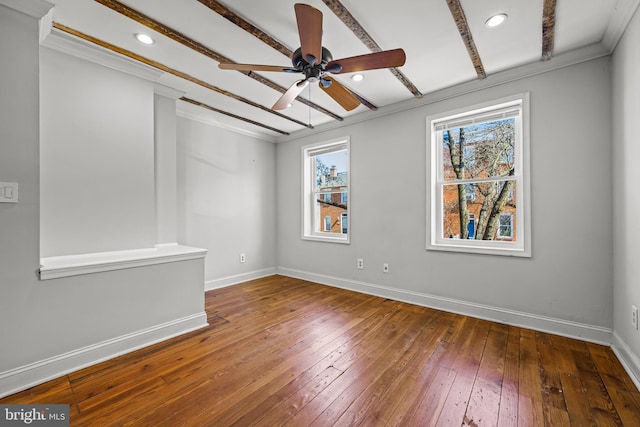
xmin=302 ymin=136 xmax=351 ymax=244
xmin=426 ymin=93 xmax=531 ymax=257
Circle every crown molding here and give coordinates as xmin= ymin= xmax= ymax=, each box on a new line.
xmin=0 ymin=0 xmax=53 ymax=19
xmin=41 ymin=28 xmax=163 ymax=82
xmin=275 ymin=42 xmax=610 ymax=143
xmin=154 ymin=84 xmax=185 ymax=100
xmin=603 ymin=0 xmax=640 ymax=51
xmin=0 ymin=0 xmax=54 ymax=43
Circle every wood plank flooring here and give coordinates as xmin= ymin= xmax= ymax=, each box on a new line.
xmin=2 ymin=275 xmax=640 ymax=426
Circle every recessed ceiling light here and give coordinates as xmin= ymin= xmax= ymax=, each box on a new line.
xmin=351 ymin=74 xmax=364 ymax=82
xmin=485 ymin=13 xmax=507 ymax=28
xmin=134 ymin=33 xmax=155 ymax=45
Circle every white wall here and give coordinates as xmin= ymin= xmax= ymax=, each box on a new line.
xmin=612 ymin=6 xmax=640 ymax=378
xmin=277 ymin=57 xmax=613 ymax=340
xmin=40 ymin=48 xmax=156 ymax=257
xmin=155 ymin=92 xmax=180 ymax=245
xmin=177 ymin=117 xmax=277 ymax=287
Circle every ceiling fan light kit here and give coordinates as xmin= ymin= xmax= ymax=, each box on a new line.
xmin=218 ymin=3 xmax=406 ymax=112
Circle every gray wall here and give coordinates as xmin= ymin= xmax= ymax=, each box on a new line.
xmin=613 ymin=7 xmax=640 ymax=375
xmin=177 ymin=117 xmax=277 ymax=287
xmin=277 ymin=57 xmax=613 ymax=335
xmin=40 ymin=47 xmax=156 ymax=257
xmin=0 ymin=6 xmax=205 ymax=396
xmin=0 ymin=2 xmax=44 ymax=373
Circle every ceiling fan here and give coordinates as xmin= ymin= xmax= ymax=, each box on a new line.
xmin=218 ymin=3 xmax=406 ymax=112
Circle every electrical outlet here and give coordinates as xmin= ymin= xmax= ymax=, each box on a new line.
xmin=0 ymin=182 xmax=18 ymax=203
xmin=383 ymin=263 xmax=389 ymax=273
xmin=357 ymin=258 xmax=364 ymax=270
xmin=633 ymin=305 xmax=638 ymax=330
xmin=239 ymin=253 xmax=246 ymax=263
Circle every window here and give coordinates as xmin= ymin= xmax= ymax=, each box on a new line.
xmin=465 ymin=183 xmax=476 ymax=202
xmin=324 ymin=215 xmax=332 ymax=231
xmin=302 ymin=137 xmax=350 ymax=243
xmin=428 ymin=94 xmax=530 ymax=256
xmin=498 ymin=213 xmax=513 ymax=238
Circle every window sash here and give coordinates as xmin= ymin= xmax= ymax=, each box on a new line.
xmin=436 ymin=116 xmax=522 ymax=182
xmin=433 ymin=104 xmax=520 ymax=131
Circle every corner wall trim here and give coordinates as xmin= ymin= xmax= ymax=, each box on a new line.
xmin=0 ymin=312 xmax=208 ymax=399
xmin=205 ymin=267 xmax=277 ymax=291
xmin=612 ymin=332 xmax=640 ymax=391
xmin=276 ymin=267 xmax=613 ymax=346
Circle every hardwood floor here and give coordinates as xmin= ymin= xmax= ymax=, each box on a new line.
xmin=2 ymin=275 xmax=640 ymax=426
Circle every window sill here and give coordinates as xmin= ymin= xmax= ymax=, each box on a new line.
xmin=427 ymin=242 xmax=531 ymax=258
xmin=302 ymin=235 xmax=350 ymax=244
xmin=39 ymin=244 xmax=208 ymax=280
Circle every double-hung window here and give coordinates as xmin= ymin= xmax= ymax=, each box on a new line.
xmin=302 ymin=137 xmax=350 ymax=243
xmin=428 ymin=94 xmax=530 ymax=256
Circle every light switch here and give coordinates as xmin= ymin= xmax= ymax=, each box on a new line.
xmin=0 ymin=182 xmax=18 ymax=203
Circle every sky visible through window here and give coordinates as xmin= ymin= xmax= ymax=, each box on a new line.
xmin=317 ymin=149 xmax=348 ymax=173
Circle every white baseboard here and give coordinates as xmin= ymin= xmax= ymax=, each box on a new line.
xmin=205 ymin=268 xmax=277 ymax=291
xmin=611 ymin=332 xmax=640 ymax=391
xmin=0 ymin=312 xmax=208 ymax=399
xmin=276 ymin=267 xmax=613 ymax=345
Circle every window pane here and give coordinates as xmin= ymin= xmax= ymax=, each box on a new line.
xmin=442 ymin=118 xmax=515 ymax=182
xmin=313 ymin=148 xmax=348 ymax=235
xmin=442 ymin=180 xmax=517 ymax=241
xmin=317 ymin=199 xmax=347 ymax=234
xmin=315 ymin=149 xmax=348 ymax=192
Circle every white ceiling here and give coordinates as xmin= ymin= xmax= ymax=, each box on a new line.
xmin=43 ymin=0 xmax=637 ymax=140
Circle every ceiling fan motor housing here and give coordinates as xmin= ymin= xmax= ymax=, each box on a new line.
xmin=292 ymin=46 xmax=334 ymax=82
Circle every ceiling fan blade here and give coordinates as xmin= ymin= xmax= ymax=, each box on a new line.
xmin=327 ymin=48 xmax=406 ymax=74
xmin=319 ymin=76 xmax=360 ymax=111
xmin=219 ymin=63 xmax=299 ymax=73
xmin=272 ymin=79 xmax=309 ymax=110
xmin=294 ymin=3 xmax=323 ymax=66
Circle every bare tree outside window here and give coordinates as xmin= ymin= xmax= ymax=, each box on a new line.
xmin=429 ymin=95 xmax=530 ymax=257
xmin=442 ymin=119 xmax=517 ymax=241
